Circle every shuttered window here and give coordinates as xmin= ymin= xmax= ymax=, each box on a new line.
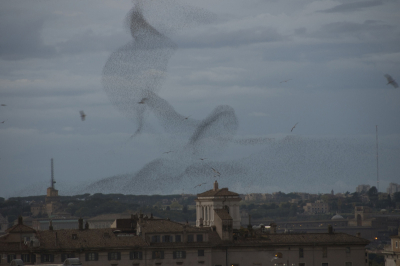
xmin=173 ymin=251 xmax=186 ymax=259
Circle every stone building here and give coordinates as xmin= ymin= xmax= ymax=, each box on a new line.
xmin=303 ymin=200 xmax=330 ymax=214
xmin=387 ymin=183 xmax=400 ymax=197
xmin=382 ymin=228 xmax=400 ymax=266
xmin=195 ymin=181 xmax=241 ymax=229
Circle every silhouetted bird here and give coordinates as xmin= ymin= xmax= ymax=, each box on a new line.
xmin=280 ymin=79 xmax=292 ymax=83
xmin=211 ymin=167 xmax=221 ymax=176
xmin=1 ymin=104 xmax=6 ymax=106
xmin=138 ymin=98 xmax=147 ymax=104
xmin=291 ymin=122 xmax=298 ymax=132
xmin=199 ymin=158 xmax=207 ymax=160
xmin=194 ymin=182 xmax=206 ymax=188
xmin=163 ymin=151 xmax=174 ymax=154
xmin=79 ymin=111 xmax=86 ymax=121
xmin=384 ymin=74 xmax=399 ymax=88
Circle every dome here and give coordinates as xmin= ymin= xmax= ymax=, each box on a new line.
xmin=332 ymin=213 xmax=344 ymax=220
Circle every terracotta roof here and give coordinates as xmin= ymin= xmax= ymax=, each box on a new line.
xmin=139 ymin=219 xmax=207 ymax=234
xmin=197 ymin=188 xmax=240 ymax=197
xmin=214 ymin=209 xmax=232 ymax=220
xmin=36 ymin=228 xmax=148 ymax=250
xmin=233 ymin=233 xmax=369 ymax=246
xmin=6 ymin=224 xmax=36 ymax=234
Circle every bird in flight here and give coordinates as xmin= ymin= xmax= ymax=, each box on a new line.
xmin=79 ymin=111 xmax=86 ymax=121
xmin=211 ymin=167 xmax=221 ymax=176
xmin=291 ymin=122 xmax=298 ymax=132
xmin=280 ymin=79 xmax=292 ymax=83
xmin=184 ymin=115 xmax=191 ymax=120
xmin=138 ymin=98 xmax=147 ymax=104
xmin=1 ymin=121 xmax=5 ymax=124
xmin=199 ymin=158 xmax=207 ymax=161
xmin=1 ymin=104 xmax=6 ymax=106
xmin=384 ymin=74 xmax=399 ymax=88
xmin=194 ymin=182 xmax=206 ymax=188
xmin=163 ymin=150 xmax=174 ymax=154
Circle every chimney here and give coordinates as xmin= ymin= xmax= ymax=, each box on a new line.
xmin=139 ymin=213 xmax=143 ymax=223
xmin=150 ymin=213 xmax=153 ymax=219
xmin=85 ymin=221 xmax=89 ymax=230
xmin=328 ymin=224 xmax=333 ymax=234
xmin=18 ymin=216 xmax=23 ymax=225
xmin=213 ymin=180 xmax=218 ymax=191
xmin=78 ymin=218 xmax=83 ymax=230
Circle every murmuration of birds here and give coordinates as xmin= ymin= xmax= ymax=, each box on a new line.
xmin=81 ymin=0 xmax=389 ymax=195
xmin=82 ymin=0 xmax=274 ymax=195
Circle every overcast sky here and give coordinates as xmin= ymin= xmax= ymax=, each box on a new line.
xmin=1 ymin=0 xmax=399 ymax=198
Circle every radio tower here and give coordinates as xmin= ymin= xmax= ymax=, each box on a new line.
xmin=376 ymin=125 xmax=379 ymax=192
xmin=51 ymin=158 xmax=56 ymax=189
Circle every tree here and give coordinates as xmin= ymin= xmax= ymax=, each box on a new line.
xmin=368 ymin=186 xmax=378 ymax=206
xmin=393 ymin=192 xmax=400 ymax=203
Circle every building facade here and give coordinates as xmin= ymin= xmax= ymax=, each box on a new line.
xmin=195 ymin=181 xmax=241 ymax=229
xmin=303 ymin=200 xmax=330 ymax=214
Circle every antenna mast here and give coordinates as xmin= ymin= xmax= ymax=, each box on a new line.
xmin=376 ymin=125 xmax=379 ymax=192
xmin=51 ymin=158 xmax=55 ymax=189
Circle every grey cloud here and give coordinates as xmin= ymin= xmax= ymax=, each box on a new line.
xmin=315 ymin=20 xmax=395 ymax=40
xmin=55 ymin=30 xmax=128 ymax=55
xmin=319 ymin=0 xmax=383 ymax=13
xmin=0 ymin=16 xmax=56 ymax=60
xmin=174 ymin=26 xmax=285 ymax=49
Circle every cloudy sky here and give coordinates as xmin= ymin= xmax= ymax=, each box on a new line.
xmin=1 ymin=0 xmax=399 ymax=198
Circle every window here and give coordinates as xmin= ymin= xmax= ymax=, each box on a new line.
xmin=198 ymin=250 xmax=205 ymax=256
xmin=299 ymin=263 xmax=305 ymax=266
xmin=151 ymin=235 xmax=160 ymax=243
xmin=152 ymin=251 xmax=164 ymax=259
xmin=41 ymin=254 xmax=54 ymax=263
xmin=7 ymin=255 xmax=16 ymax=263
xmin=345 ymin=247 xmax=351 ymax=253
xmin=396 ymin=241 xmax=398 ymax=248
xmin=130 ymin=251 xmax=143 ymax=260
xmin=322 ymin=247 xmax=327 ymax=258
xmin=197 ymin=234 xmax=203 ymax=242
xmin=345 ymin=262 xmax=352 ymax=266
xmin=85 ymin=252 xmax=98 ymax=261
xmin=108 ymin=252 xmax=121 ymax=260
xmin=322 ymin=263 xmax=328 ymax=266
xmin=21 ymin=254 xmax=31 ymax=263
xmin=175 ymin=235 xmax=181 ymax=242
xmin=187 ymin=234 xmax=194 ymax=242
xmin=173 ymin=251 xmax=186 ymax=259
xmin=163 ymin=235 xmax=172 ymax=242
xmin=299 ymin=248 xmax=304 ymax=258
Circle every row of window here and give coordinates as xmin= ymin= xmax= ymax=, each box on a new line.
xmin=297 ymin=247 xmax=350 ymax=258
xmin=150 ymin=234 xmax=203 ymax=243
xmin=85 ymin=250 xmax=205 ymax=261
